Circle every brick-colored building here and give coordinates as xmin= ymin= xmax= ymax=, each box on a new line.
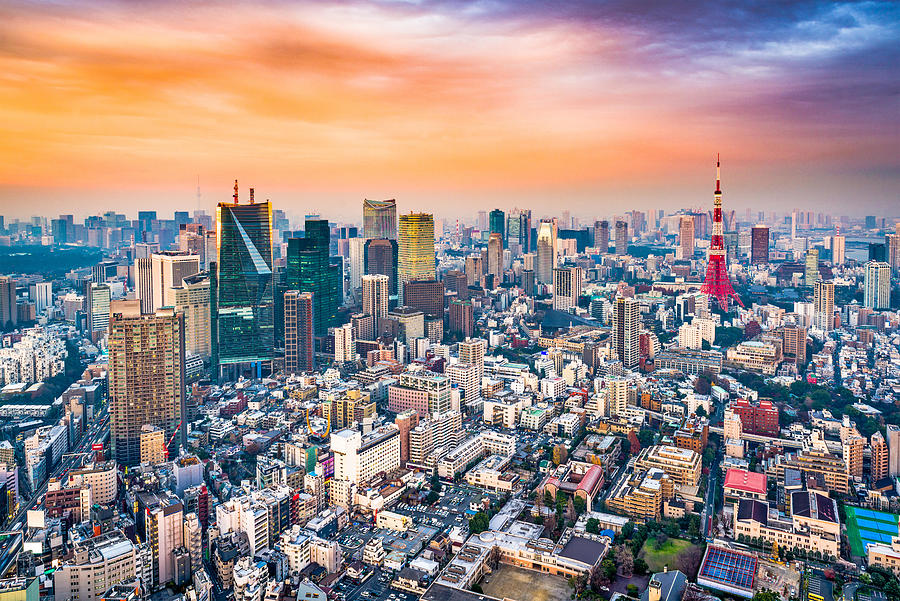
xmin=730 ymin=398 xmax=779 ymax=437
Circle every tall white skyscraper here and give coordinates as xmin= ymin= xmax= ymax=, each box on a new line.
xmin=611 ymin=296 xmax=640 ymax=368
xmin=864 ymin=261 xmax=890 ymax=310
xmin=334 ymin=323 xmax=356 ymax=363
xmin=150 ymin=251 xmax=200 ymax=311
xmin=813 ymin=280 xmax=835 ymax=331
xmin=348 ymin=237 xmax=366 ymax=291
xmin=362 ymin=274 xmax=389 ymax=322
xmin=887 ymin=424 xmax=900 ymax=477
xmin=552 ymin=266 xmax=583 ymax=311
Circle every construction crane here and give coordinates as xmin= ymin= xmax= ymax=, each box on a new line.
xmin=163 ymin=420 xmax=183 ymax=460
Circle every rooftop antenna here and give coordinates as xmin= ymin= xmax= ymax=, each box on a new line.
xmin=233 ymin=180 xmax=239 ymax=204
xmin=250 ymin=188 xmax=255 ymax=204
xmin=196 ymin=176 xmax=202 ymax=213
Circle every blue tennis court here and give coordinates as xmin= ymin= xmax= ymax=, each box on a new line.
xmin=857 ymin=517 xmax=898 ymax=533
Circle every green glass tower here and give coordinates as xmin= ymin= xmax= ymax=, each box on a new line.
xmin=286 ymin=219 xmax=342 ymax=337
xmin=489 ymin=209 xmax=506 ymax=248
xmin=211 ymin=184 xmax=274 ymax=377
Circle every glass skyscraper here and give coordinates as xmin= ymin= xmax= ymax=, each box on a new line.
xmin=363 ymin=198 xmax=398 ymax=239
xmin=211 ymin=192 xmax=275 ymax=377
xmin=286 ymin=219 xmax=342 ymax=337
xmin=398 ymin=212 xmax=435 ymax=303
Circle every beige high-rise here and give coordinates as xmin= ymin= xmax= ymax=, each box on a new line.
xmin=362 ymin=274 xmax=389 ymax=321
xmin=813 ymin=280 xmax=834 ymax=331
xmin=108 ymin=301 xmax=185 ymax=466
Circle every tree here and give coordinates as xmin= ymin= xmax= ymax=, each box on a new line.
xmin=622 ymin=521 xmax=635 ymax=539
xmin=601 ymin=558 xmax=617 ymax=581
xmin=553 ymin=444 xmax=568 ymax=465
xmin=676 ymin=545 xmax=704 ymax=578
xmin=471 ymin=584 xmax=483 ymax=594
xmin=752 ymin=590 xmax=780 ymax=601
xmin=570 ymin=573 xmax=588 ymax=597
xmin=586 ymin=518 xmax=601 ymax=534
xmin=573 ymin=495 xmax=586 ymax=515
xmin=682 ymin=584 xmax=706 ymax=601
xmin=616 ymin=544 xmax=634 ymax=578
xmin=638 ymin=428 xmax=656 ymax=448
xmin=426 ymin=490 xmax=440 ymax=504
xmin=544 ymin=489 xmax=555 ymax=507
xmin=589 ymin=563 xmax=606 ymax=592
xmin=627 ymin=584 xmax=640 ymax=597
xmin=654 ymin=533 xmax=668 ymax=550
xmin=566 ymin=497 xmax=576 ymax=522
xmin=469 ymin=511 xmax=490 ymax=534
xmin=628 ymin=430 xmax=641 ymax=455
xmin=633 ymin=558 xmax=649 ymax=576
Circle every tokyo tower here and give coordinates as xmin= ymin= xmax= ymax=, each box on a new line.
xmin=701 ymin=155 xmax=744 ymax=309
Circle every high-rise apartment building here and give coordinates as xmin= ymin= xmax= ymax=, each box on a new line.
xmin=594 ymin=220 xmax=609 ymax=253
xmin=398 ymin=213 xmax=435 ymax=302
xmin=887 ymin=425 xmax=900 ymax=478
xmin=362 ymin=274 xmax=390 ymax=322
xmin=864 ymin=261 xmax=891 ymax=310
xmin=0 ymin=276 xmax=15 ymax=330
xmin=212 ymin=186 xmax=274 ymax=376
xmin=751 ymin=225 xmax=769 ymax=264
xmin=871 ymin=431 xmax=888 ymax=482
xmin=832 ymin=234 xmax=845 ymax=265
xmin=285 ymin=220 xmax=341 ymax=337
xmin=678 ymin=216 xmax=695 ymax=260
xmin=283 ymin=291 xmax=314 ymax=374
xmin=611 ymin=297 xmax=640 ymax=368
xmin=29 ymin=281 xmax=52 ymax=315
xmin=54 ymin=532 xmax=136 ymax=601
xmin=552 ymin=266 xmax=583 ymax=311
xmin=169 ymin=272 xmax=210 ymax=360
xmin=448 ymin=299 xmax=474 ymax=339
xmin=813 ymin=280 xmax=835 ymax=331
xmin=364 ymin=238 xmax=398 ymax=296
xmin=151 ymin=251 xmax=200 ymax=310
xmin=334 ymin=323 xmax=356 ymax=363
xmin=535 ymin=221 xmax=555 ymax=284
xmin=459 ymin=337 xmax=487 ymax=383
xmin=887 ymin=233 xmax=900 ymax=275
xmin=137 ymin=491 xmax=184 ymax=588
xmin=362 ymin=199 xmax=398 ymax=240
xmin=108 ymin=301 xmax=184 ymax=466
xmin=615 ymin=220 xmax=628 ymax=255
xmin=446 ymin=362 xmax=479 ymax=405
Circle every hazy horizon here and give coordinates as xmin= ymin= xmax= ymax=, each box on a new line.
xmin=1 ymin=1 xmax=898 ymax=222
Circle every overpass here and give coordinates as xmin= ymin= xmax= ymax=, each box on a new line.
xmin=708 ymin=425 xmax=804 ymax=448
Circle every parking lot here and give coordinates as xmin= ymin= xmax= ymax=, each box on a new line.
xmin=333 ymin=567 xmax=420 ymax=601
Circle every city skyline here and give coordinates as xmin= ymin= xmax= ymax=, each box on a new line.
xmin=1 ymin=1 xmax=898 ymax=220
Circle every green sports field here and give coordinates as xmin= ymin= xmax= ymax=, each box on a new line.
xmin=845 ymin=505 xmax=900 ymax=557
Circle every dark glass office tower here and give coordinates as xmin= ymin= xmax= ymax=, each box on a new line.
xmin=211 ymin=189 xmax=274 ymax=378
xmin=364 ymin=238 xmax=399 ymax=297
xmin=489 ymin=209 xmax=505 ymax=247
xmin=285 ymin=219 xmax=341 ymax=337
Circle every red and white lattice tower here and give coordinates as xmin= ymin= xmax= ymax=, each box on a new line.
xmin=701 ymin=155 xmax=744 ymax=309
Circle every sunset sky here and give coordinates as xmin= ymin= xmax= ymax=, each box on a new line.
xmin=0 ymin=0 xmax=897 ymax=222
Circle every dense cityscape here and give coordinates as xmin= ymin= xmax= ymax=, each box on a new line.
xmin=0 ymin=159 xmax=897 ymax=601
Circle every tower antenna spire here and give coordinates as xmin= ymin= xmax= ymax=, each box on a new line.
xmin=233 ymin=180 xmax=239 ymax=204
xmin=715 ymin=153 xmax=721 ymax=195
